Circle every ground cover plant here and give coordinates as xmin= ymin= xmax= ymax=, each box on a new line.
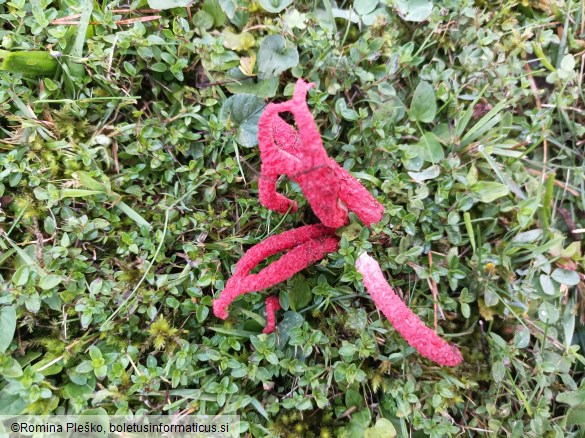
xmin=1 ymin=0 xmax=585 ymax=436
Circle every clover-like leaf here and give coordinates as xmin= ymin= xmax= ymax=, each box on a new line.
xmin=219 ymin=94 xmax=266 ymax=147
xmin=147 ymin=0 xmax=190 ymax=9
xmin=258 ymin=0 xmax=292 ymax=13
xmin=471 ymin=181 xmax=510 ymax=203
xmin=413 ymin=132 xmax=444 ymax=163
xmin=257 ymin=35 xmax=299 ymax=79
xmin=408 ymin=164 xmax=440 ymax=182
xmin=394 ymin=0 xmax=433 ymax=22
xmin=551 ymin=268 xmax=580 ymax=286
xmin=225 ymin=68 xmax=279 ymax=98
xmin=409 ymin=81 xmax=436 ymax=123
xmin=354 ymin=0 xmax=378 ymax=15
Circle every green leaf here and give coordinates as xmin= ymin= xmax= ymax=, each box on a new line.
xmin=492 ymin=360 xmax=505 ymax=383
xmin=407 ymin=165 xmax=440 ymax=182
xmin=512 ymin=229 xmax=542 ymax=243
xmin=289 ymin=277 xmax=311 ymax=311
xmin=222 ymin=29 xmax=255 ymax=51
xmin=0 ymin=306 xmax=16 ymax=353
xmin=514 ymin=325 xmax=530 ymax=348
xmin=471 ymin=181 xmax=510 ymax=203
xmin=94 ymin=365 xmax=108 ymax=379
xmin=257 ymin=35 xmax=299 ymax=79
xmin=202 ymin=0 xmax=226 ymax=26
xmin=225 ymin=68 xmax=279 ymax=98
xmin=335 ymin=98 xmax=359 ymax=121
xmin=559 ymin=54 xmax=575 ymax=72
xmin=89 ymin=346 xmax=102 ymax=361
xmin=194 ymin=11 xmax=213 ymax=30
xmin=150 ymin=62 xmax=167 ymax=72
xmin=147 ymin=0 xmax=191 ymax=9
xmin=76 ymin=360 xmax=94 ymax=373
xmin=551 ymin=268 xmax=580 ymax=286
xmin=1 ymin=357 xmax=23 ymax=378
xmin=219 ymin=0 xmax=237 ymax=19
xmin=394 ymin=0 xmax=433 ymax=22
xmin=557 ymin=390 xmax=585 ymax=407
xmin=12 ymin=265 xmax=29 ymax=286
xmin=196 ymin=304 xmax=209 ymax=323
xmin=461 ymin=302 xmax=470 ymax=319
xmin=567 ymin=404 xmax=585 ymax=426
xmin=354 ymin=0 xmax=378 ymax=16
xmin=539 ymin=301 xmax=559 ymax=324
xmin=258 ymin=0 xmax=292 ymax=13
xmin=484 ymin=287 xmax=499 ymax=307
xmin=413 ymin=132 xmax=444 ymax=163
xmin=26 ymin=292 xmax=41 ymax=313
xmin=38 ymin=274 xmax=62 ymax=290
xmin=276 ymin=311 xmax=304 ymax=349
xmin=539 ymin=274 xmax=556 ymax=296
xmin=365 ymin=418 xmax=397 ymax=438
xmin=44 ymin=216 xmax=56 ymax=234
xmin=0 ymin=391 xmax=27 ymax=415
xmin=408 ymin=81 xmax=436 ymax=123
xmin=123 ymin=61 xmax=136 ymax=75
xmin=219 ymin=94 xmax=266 ymax=147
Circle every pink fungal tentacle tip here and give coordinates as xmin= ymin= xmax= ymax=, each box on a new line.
xmin=355 ymin=252 xmax=463 ymax=367
xmin=262 ymin=296 xmax=281 ymax=334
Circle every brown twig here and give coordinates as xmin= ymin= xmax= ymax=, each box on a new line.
xmin=51 ymin=15 xmax=161 ymax=26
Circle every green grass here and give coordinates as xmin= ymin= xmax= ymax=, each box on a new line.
xmin=1 ymin=0 xmax=585 ymax=436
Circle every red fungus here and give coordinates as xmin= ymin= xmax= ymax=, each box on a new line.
xmin=262 ymin=296 xmax=281 ymax=334
xmin=355 ymin=252 xmax=463 ymax=366
xmin=213 ymin=78 xmax=462 ymax=367
xmin=257 ymin=79 xmax=384 ymax=228
xmin=212 ymin=224 xmax=339 ymax=320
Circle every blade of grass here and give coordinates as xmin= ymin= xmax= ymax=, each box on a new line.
xmin=60 ymin=189 xmax=105 ymax=199
xmin=321 ymin=0 xmax=337 ymax=32
xmin=239 ymin=308 xmax=266 ymax=326
xmin=541 ymin=172 xmax=555 ymax=232
xmin=463 ymin=212 xmax=476 ymax=254
xmin=555 ymin=0 xmax=573 ymax=69
xmin=455 ymin=84 xmax=489 ymax=139
xmin=0 ymin=234 xmax=47 ymax=277
xmin=6 ymin=200 xmax=30 ymax=237
xmin=478 ymin=145 xmax=526 ymax=200
xmin=7 ymin=89 xmax=36 ymax=119
xmin=71 ymin=0 xmax=93 ymax=61
xmin=208 ymin=327 xmax=255 ymax=338
xmin=460 ymin=99 xmax=509 ymax=147
xmin=115 ymin=200 xmax=152 ymax=230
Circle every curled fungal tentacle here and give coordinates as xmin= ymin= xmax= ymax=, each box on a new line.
xmin=212 ymin=225 xmax=339 ymax=320
xmin=257 ymin=78 xmax=384 ymax=228
xmin=355 ymin=252 xmax=463 ymax=367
